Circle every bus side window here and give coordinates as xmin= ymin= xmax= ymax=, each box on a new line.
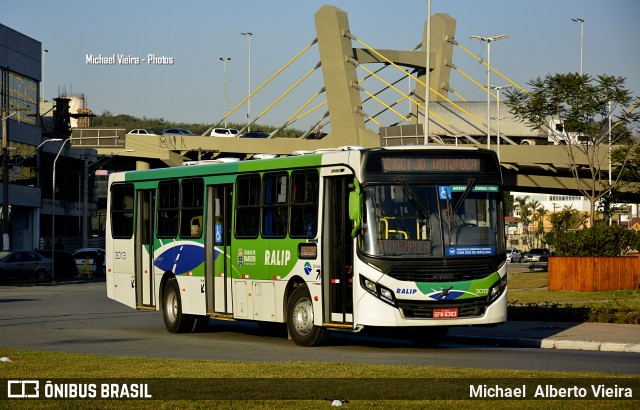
xmin=235 ymin=174 xmax=261 ymax=238
xmin=180 ymin=178 xmax=204 ymax=238
xmin=262 ymin=173 xmax=288 ymax=238
xmin=290 ymin=170 xmax=318 ymax=238
xmin=157 ymin=180 xmax=179 ymax=238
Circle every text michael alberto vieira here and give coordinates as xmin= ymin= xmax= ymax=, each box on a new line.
xmin=470 ymin=383 xmax=633 ymax=399
xmin=85 ymin=54 xmax=174 ymax=65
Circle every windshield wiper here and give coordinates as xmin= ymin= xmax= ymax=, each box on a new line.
xmin=451 ymin=178 xmax=476 ymax=216
xmin=397 ymin=178 xmax=430 ymax=220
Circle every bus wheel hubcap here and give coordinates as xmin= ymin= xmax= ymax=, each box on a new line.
xmin=292 ymin=298 xmax=313 ymax=336
xmin=167 ymin=293 xmax=177 ymax=322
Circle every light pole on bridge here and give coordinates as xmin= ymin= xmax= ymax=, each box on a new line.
xmin=241 ymin=33 xmax=252 ymax=132
xmin=490 ymin=84 xmax=512 ymax=161
xmin=219 ymin=57 xmax=231 ymax=128
xmin=469 ymin=34 xmax=508 ymax=150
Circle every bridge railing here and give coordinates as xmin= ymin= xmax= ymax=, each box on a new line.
xmin=379 ymin=124 xmax=425 ymax=146
xmin=71 ymin=128 xmax=126 ymax=148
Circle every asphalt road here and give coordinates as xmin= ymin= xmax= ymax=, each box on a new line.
xmin=0 ymin=282 xmax=638 ymax=375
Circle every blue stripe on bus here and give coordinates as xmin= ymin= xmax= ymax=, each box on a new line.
xmin=154 ymin=244 xmax=205 ymax=274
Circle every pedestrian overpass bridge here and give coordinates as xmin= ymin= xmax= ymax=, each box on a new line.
xmin=70 ymin=5 xmax=624 ymax=197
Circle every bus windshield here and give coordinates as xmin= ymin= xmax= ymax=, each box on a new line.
xmin=361 ymin=183 xmax=502 ymax=258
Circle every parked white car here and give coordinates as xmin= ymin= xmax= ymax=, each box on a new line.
xmin=128 ymin=129 xmax=158 ymax=136
xmin=210 ymin=128 xmax=239 ymax=137
xmin=72 ymin=248 xmax=105 ymax=275
xmin=506 ymin=248 xmax=522 ymax=263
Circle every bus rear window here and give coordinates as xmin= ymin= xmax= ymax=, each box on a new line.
xmin=110 ymin=183 xmax=134 ymax=239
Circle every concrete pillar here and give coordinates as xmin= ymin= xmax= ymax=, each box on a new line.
xmin=413 ymin=13 xmax=456 ymax=123
xmin=314 ymin=5 xmax=380 ymax=147
xmin=136 ymin=160 xmax=150 ymax=170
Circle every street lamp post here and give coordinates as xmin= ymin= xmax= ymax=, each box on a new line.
xmin=469 ymin=34 xmax=508 ymax=150
xmin=490 ymin=84 xmax=512 ymax=161
xmin=15 ymin=138 xmax=63 ymax=168
xmin=51 ymin=138 xmax=71 ymax=279
xmin=241 ymin=33 xmax=252 ymax=132
xmin=219 ymin=57 xmax=231 ymax=128
xmin=571 ymin=18 xmax=585 ymax=76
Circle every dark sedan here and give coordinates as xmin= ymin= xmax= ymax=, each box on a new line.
xmin=522 ymin=248 xmax=551 ymax=263
xmin=0 ymin=250 xmax=52 ymax=282
xmin=239 ymin=131 xmax=270 ymax=138
xmin=34 ymin=249 xmax=78 ymax=279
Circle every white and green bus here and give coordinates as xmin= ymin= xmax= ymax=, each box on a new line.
xmin=106 ymin=146 xmax=507 ymax=346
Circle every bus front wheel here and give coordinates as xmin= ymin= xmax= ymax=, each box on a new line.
xmin=286 ymin=286 xmax=328 ymax=347
xmin=163 ymin=278 xmax=195 ymax=333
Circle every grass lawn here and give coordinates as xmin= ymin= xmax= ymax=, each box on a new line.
xmin=508 ymin=270 xmax=640 ymax=305
xmin=507 ymin=269 xmax=640 ymax=323
xmin=1 ymin=348 xmax=636 ymax=409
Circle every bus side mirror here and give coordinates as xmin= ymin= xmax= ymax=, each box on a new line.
xmin=349 ymin=190 xmax=362 ymax=237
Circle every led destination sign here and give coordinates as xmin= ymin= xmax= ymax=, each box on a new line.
xmin=377 ymin=156 xmax=481 ymax=173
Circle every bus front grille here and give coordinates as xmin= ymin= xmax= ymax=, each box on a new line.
xmin=397 ymin=299 xmax=488 ymax=319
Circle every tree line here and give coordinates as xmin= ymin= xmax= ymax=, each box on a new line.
xmin=90 ymin=111 xmax=306 ymax=139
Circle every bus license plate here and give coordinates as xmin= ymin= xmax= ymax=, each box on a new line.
xmin=433 ymin=308 xmax=458 ymax=318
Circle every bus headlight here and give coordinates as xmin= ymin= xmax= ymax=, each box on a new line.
xmin=360 ymin=276 xmax=396 ymax=306
xmin=379 ymin=287 xmax=394 ymax=302
xmin=363 ymin=278 xmax=377 ymax=293
xmin=488 ymin=275 xmax=508 ymax=303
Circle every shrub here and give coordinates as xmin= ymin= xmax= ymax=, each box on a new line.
xmin=551 ymin=224 xmax=640 ymax=256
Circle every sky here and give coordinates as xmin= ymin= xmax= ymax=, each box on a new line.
xmin=4 ymin=0 xmax=640 ymax=132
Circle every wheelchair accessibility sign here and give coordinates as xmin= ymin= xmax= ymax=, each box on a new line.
xmin=439 ymin=186 xmax=452 ymax=199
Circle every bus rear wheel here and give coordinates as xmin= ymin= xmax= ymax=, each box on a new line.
xmin=286 ymin=286 xmax=328 ymax=347
xmin=163 ymin=278 xmax=195 ymax=333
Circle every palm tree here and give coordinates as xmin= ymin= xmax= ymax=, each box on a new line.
xmin=550 ymin=205 xmax=588 ymax=233
xmin=533 ymin=205 xmax=548 ymax=247
xmin=514 ymin=196 xmax=531 ymax=248
xmin=526 ymin=200 xmax=541 ymax=247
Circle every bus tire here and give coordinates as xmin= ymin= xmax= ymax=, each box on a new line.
xmin=286 ymin=286 xmax=328 ymax=347
xmin=406 ymin=326 xmax=449 ymax=347
xmin=162 ymin=278 xmax=194 ymax=333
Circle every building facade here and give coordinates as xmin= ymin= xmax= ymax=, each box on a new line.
xmin=1 ymin=23 xmax=96 ymax=251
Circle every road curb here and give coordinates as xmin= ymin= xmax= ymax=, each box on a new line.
xmin=448 ymin=334 xmax=640 ymax=353
xmin=448 ymin=335 xmax=542 ymax=348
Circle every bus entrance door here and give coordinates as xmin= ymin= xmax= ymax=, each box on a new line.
xmin=322 ymin=174 xmax=354 ymax=326
xmin=205 ymin=184 xmax=233 ymax=316
xmin=135 ymin=189 xmax=156 ymax=307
